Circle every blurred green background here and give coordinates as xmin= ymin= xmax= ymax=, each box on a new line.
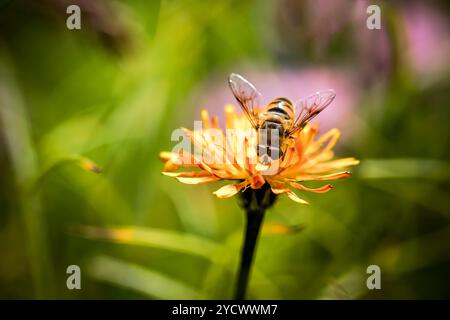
xmin=0 ymin=0 xmax=449 ymax=299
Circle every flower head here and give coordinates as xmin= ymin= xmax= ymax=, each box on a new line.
xmin=160 ymin=105 xmax=359 ymax=204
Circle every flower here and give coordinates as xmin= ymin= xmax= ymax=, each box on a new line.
xmin=160 ymin=105 xmax=359 ymax=204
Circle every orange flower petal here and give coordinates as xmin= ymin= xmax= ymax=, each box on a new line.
xmin=267 ymin=179 xmax=286 ymax=193
xmin=250 ymin=174 xmax=265 ymax=189
xmin=211 ymin=115 xmax=219 ymax=128
xmin=267 ymin=180 xmax=309 ymax=204
xmin=225 ymin=104 xmax=236 ymax=129
xmin=306 ymin=128 xmax=340 ymax=157
xmin=295 ymin=171 xmax=352 ymax=181
xmin=290 ymin=182 xmax=333 ymax=193
xmin=302 ymin=124 xmax=318 ymax=146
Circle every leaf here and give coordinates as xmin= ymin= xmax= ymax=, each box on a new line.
xmin=0 ymin=53 xmax=52 ymax=298
xmin=79 ymin=226 xmax=283 ymax=299
xmin=87 ymin=255 xmax=199 ymax=299
xmin=74 ymin=226 xmax=223 ymax=262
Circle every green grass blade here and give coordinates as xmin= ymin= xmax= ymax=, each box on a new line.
xmin=88 ymin=255 xmax=200 ymax=299
xmin=75 ymin=226 xmax=222 ymax=262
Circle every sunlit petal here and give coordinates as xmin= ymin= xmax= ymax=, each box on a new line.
xmin=304 ymin=158 xmax=360 ymax=174
xmin=213 ymin=181 xmax=249 ymax=198
xmin=176 ymin=176 xmax=221 ymax=184
xmin=162 ymin=171 xmax=212 ymax=178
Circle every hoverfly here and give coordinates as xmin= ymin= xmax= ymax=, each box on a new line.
xmin=228 ymin=73 xmax=336 ymax=164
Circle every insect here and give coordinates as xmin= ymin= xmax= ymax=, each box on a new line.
xmin=228 ymin=73 xmax=336 ymax=164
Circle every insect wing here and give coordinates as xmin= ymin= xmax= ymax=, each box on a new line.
xmin=288 ymin=89 xmax=336 ymax=135
xmin=228 ymin=73 xmax=262 ymax=129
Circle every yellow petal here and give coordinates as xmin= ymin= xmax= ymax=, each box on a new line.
xmin=304 ymin=158 xmax=360 ymax=174
xmin=182 ymin=128 xmax=206 ymax=156
xmin=213 ymin=181 xmax=248 ymax=198
xmin=201 ymin=109 xmax=211 ymax=129
xmin=312 ymin=150 xmax=334 ymax=163
xmin=176 ymin=176 xmax=220 ymax=184
xmin=159 ymin=151 xmax=176 ymax=162
xmin=306 ymin=128 xmax=340 ymax=156
xmin=162 ymin=171 xmax=212 ymax=178
xmin=160 ymin=152 xmax=183 ymax=171
xmin=299 ymin=123 xmax=318 ymax=147
xmin=163 ymin=161 xmax=179 ymax=172
xmin=255 ymin=162 xmax=269 ymax=172
xmin=285 ymin=191 xmax=309 ymax=204
xmin=225 ymin=104 xmax=236 ymax=129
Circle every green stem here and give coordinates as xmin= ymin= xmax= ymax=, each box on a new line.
xmin=234 ymin=207 xmax=265 ymax=300
xmin=234 ymin=184 xmax=276 ymax=300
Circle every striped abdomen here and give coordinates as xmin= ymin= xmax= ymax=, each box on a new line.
xmin=257 ymin=97 xmax=294 ymax=161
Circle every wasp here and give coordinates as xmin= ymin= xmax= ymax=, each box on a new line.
xmin=228 ymin=73 xmax=336 ymax=164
